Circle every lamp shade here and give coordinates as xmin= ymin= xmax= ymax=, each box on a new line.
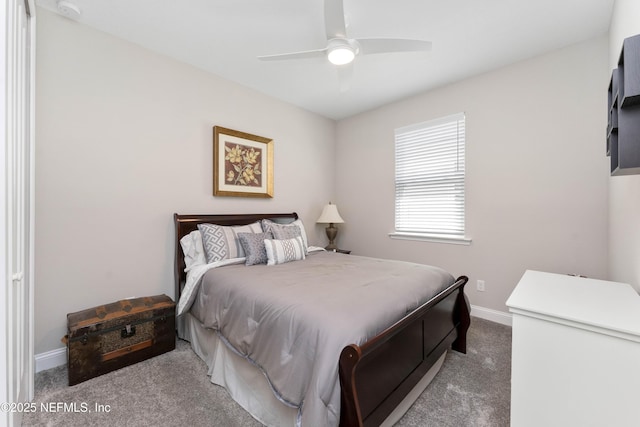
xmin=317 ymin=203 xmax=344 ymax=224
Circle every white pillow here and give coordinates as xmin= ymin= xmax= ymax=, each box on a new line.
xmin=180 ymin=230 xmax=206 ymax=270
xmin=264 ymin=237 xmax=306 ymax=266
xmin=291 ymin=219 xmax=309 ymax=249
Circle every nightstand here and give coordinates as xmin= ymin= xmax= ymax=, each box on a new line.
xmin=334 ymin=249 xmax=351 ymax=254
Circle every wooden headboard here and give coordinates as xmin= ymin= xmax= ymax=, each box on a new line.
xmin=173 ymin=212 xmax=299 ymax=301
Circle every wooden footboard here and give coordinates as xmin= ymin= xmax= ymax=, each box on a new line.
xmin=338 ymin=275 xmax=470 ymax=427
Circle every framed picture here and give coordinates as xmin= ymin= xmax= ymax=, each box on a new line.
xmin=213 ymin=126 xmax=274 ymax=198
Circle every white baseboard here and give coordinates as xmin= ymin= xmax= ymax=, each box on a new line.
xmin=471 ymin=305 xmax=512 ymax=326
xmin=33 ymin=305 xmax=510 ymax=373
xmin=35 ymin=347 xmax=66 ymax=373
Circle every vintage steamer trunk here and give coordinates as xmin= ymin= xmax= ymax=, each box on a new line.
xmin=66 ymin=294 xmax=175 ymax=385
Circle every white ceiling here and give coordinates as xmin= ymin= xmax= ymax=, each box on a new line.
xmin=36 ymin=0 xmax=614 ymax=120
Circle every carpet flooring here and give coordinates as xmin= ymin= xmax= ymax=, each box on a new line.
xmin=23 ymin=317 xmax=511 ymax=427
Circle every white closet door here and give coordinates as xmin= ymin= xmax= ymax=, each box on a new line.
xmin=1 ymin=1 xmax=35 ymax=426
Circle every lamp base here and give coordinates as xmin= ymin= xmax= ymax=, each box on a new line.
xmin=325 ymin=223 xmax=338 ymax=251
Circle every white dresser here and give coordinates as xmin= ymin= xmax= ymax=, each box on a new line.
xmin=506 ymin=270 xmax=640 ymax=427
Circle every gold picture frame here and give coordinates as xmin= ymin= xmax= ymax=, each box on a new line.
xmin=213 ymin=126 xmax=273 ymax=198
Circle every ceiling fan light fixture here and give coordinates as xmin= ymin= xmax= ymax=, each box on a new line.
xmin=327 ymin=39 xmax=356 ymax=65
xmin=328 ymin=46 xmax=354 ymax=65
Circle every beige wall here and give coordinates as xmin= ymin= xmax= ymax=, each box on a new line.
xmin=35 ymin=9 xmax=335 ymax=354
xmin=335 ymin=36 xmax=610 ymax=313
xmin=608 ymin=0 xmax=640 ymax=292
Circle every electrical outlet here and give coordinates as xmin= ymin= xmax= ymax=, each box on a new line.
xmin=477 ymin=280 xmax=485 ymax=292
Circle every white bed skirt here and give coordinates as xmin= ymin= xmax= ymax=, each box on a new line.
xmin=178 ymin=312 xmax=447 ymax=427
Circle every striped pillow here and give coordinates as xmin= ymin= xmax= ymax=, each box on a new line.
xmin=264 ymin=237 xmax=306 ymax=266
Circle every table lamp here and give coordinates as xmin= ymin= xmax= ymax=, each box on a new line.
xmin=317 ymin=202 xmax=345 ymax=250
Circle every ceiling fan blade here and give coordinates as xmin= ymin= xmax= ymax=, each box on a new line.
xmin=324 ymin=0 xmax=347 ymax=39
xmin=356 ymin=38 xmax=432 ymax=55
xmin=337 ymin=62 xmax=354 ymax=92
xmin=257 ymin=47 xmax=327 ymax=61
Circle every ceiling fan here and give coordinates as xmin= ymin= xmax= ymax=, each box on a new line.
xmin=257 ymin=0 xmax=432 ymax=66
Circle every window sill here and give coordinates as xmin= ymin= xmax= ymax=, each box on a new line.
xmin=388 ymin=232 xmax=472 ymax=246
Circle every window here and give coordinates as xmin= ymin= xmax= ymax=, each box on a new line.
xmin=392 ymin=113 xmax=469 ymax=244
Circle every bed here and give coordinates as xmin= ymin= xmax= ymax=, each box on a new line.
xmin=173 ymin=212 xmax=470 ymax=427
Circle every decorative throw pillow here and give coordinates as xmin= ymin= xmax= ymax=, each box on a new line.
xmin=197 ymin=221 xmax=262 ymax=263
xmin=261 ymin=219 xmax=309 ymax=253
xmin=264 ymin=236 xmax=306 ymax=266
xmin=238 ymin=232 xmax=272 ymax=266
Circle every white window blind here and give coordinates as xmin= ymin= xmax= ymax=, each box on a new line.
xmin=394 ymin=113 xmax=466 ymax=238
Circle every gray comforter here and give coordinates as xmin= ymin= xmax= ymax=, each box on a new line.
xmin=190 ymin=251 xmax=454 ymax=426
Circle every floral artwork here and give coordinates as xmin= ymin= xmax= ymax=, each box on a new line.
xmin=213 ymin=126 xmax=273 ymax=198
xmin=224 ymin=142 xmax=262 ymax=187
